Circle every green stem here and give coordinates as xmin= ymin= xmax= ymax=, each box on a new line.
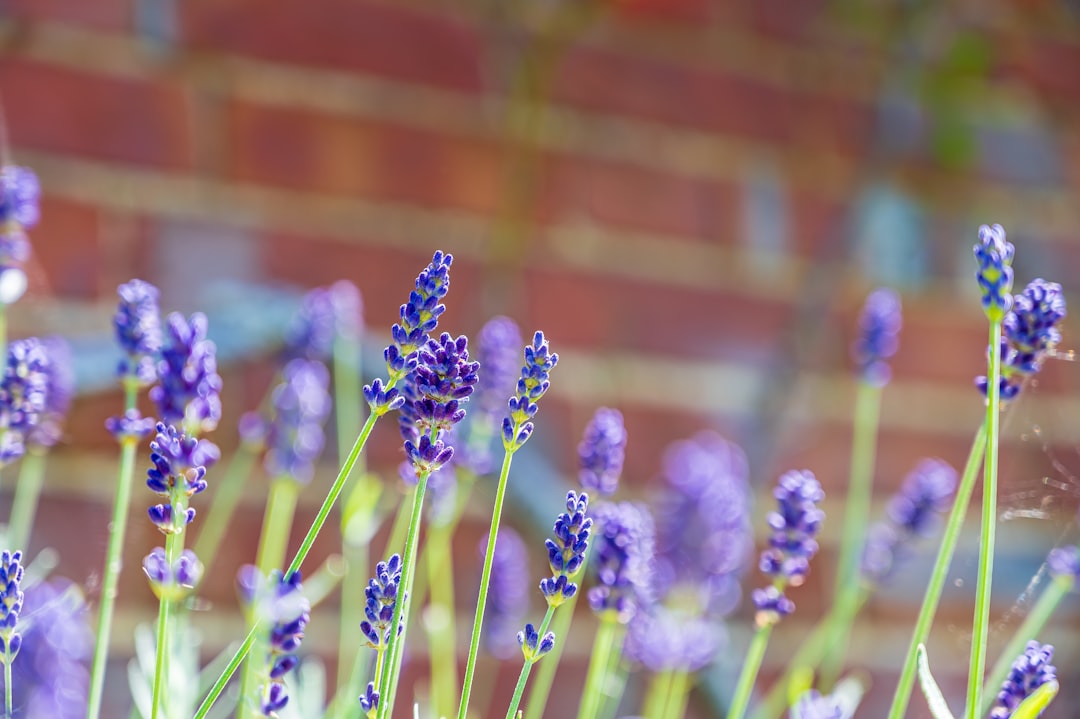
xmin=151 ymin=528 xmax=184 ymax=719
xmin=885 ymin=420 xmax=988 ymax=719
xmin=428 ymin=520 xmax=459 ymax=719
xmin=192 ymin=441 xmax=259 ymax=575
xmin=8 ymin=448 xmax=46 ymax=552
xmin=642 ymin=670 xmax=674 ymax=719
xmin=979 ymin=575 xmax=1072 ymax=717
xmin=376 ymin=472 xmax=430 ymax=719
xmin=254 ymin=479 xmax=301 ymax=574
xmin=577 ymin=614 xmax=620 ymax=719
xmin=505 ymin=605 xmax=557 ymax=719
xmin=194 ymin=407 xmax=386 ymax=719
xmin=456 ymin=448 xmax=516 ymax=719
xmin=727 ymin=623 xmax=774 ymax=719
xmin=821 ymin=382 xmax=881 ymax=688
xmin=5 ymin=655 xmax=11 ymax=718
xmin=87 ymin=429 xmax=139 ymax=719
xmin=662 ymin=670 xmax=691 ymax=719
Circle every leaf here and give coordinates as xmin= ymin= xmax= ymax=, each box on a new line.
xmin=1012 ymin=680 xmax=1059 ymax=719
xmin=916 ymin=644 xmax=957 ymax=719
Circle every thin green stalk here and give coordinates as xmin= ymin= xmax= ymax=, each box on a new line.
xmin=428 ymin=521 xmax=459 ymax=719
xmin=661 ymin=670 xmax=691 ymax=719
xmin=195 ymin=407 xmax=385 ymax=719
xmin=523 ymin=554 xmax=591 ymax=719
xmin=642 ymin=670 xmax=674 ymax=719
xmin=886 ymin=421 xmax=987 ymax=719
xmin=87 ymin=378 xmax=140 ymax=719
xmin=577 ymin=614 xmax=621 ymax=719
xmin=376 ymin=472 xmax=431 ymax=719
xmin=151 ymin=527 xmax=185 ymax=719
xmin=254 ymin=479 xmax=301 ymax=574
xmin=8 ymin=448 xmax=46 ymax=552
xmin=979 ymin=575 xmax=1072 ymax=717
xmin=821 ymin=382 xmax=882 ymax=688
xmin=5 ymin=655 xmax=11 ymax=718
xmin=457 ymin=448 xmax=516 ymax=719
xmin=192 ymin=442 xmax=259 ymax=575
xmin=966 ymin=321 xmax=1003 ymax=719
xmin=727 ymin=623 xmax=774 ymax=719
xmin=505 ymin=605 xmax=557 ymax=719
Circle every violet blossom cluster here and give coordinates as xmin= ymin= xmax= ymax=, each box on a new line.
xmin=460 ymin=315 xmax=522 ymax=474
xmin=974 ymin=223 xmax=1015 ymax=323
xmin=479 ymin=529 xmax=529 ymax=659
xmin=263 ymin=359 xmax=332 ymax=484
xmin=1047 ymin=545 xmax=1080 ymax=584
xmin=0 ymin=166 xmax=39 ymax=303
xmin=503 ymin=331 xmax=558 ymax=452
xmin=0 ymin=550 xmax=24 ymax=661
xmin=753 ymin=470 xmax=825 ymax=624
xmin=150 ymin=312 xmax=223 ymax=435
xmin=539 ymin=491 xmax=592 ymax=608
xmin=27 ymin=336 xmax=74 ymax=450
xmin=360 ymin=554 xmax=403 ymax=651
xmin=384 ymin=251 xmax=453 ymax=379
xmin=114 ymin=279 xmax=162 ymax=387
xmin=852 ymin=288 xmax=901 ymax=387
xmin=989 ymin=641 xmax=1056 ymax=719
xmin=588 ymin=501 xmax=654 ymax=624
xmin=578 ymin=408 xmax=627 ymax=497
xmin=0 ymin=338 xmax=52 ymax=466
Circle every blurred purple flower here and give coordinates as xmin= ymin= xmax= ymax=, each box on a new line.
xmin=150 ymin=312 xmax=222 ymax=434
xmin=578 ymin=408 xmax=627 ymax=497
xmin=852 ymin=288 xmax=901 ymax=387
xmin=264 ymin=359 xmax=332 ymax=485
xmin=479 ymin=528 xmax=528 ymax=659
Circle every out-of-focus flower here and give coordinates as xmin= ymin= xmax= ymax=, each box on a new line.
xmin=460 ymin=316 xmax=522 ymax=474
xmin=0 ymin=339 xmax=50 ymax=466
xmin=28 ymin=336 xmax=74 ymax=449
xmin=1047 ymin=546 xmax=1080 ymax=584
xmin=283 ymin=287 xmax=337 ymax=362
xmin=113 ymin=279 xmax=162 ymax=386
xmin=142 ymin=547 xmax=203 ymax=601
xmin=0 ymin=166 xmax=39 ymax=281
xmin=588 ymin=502 xmax=654 ymax=624
xmin=479 ymin=529 xmax=528 ymax=659
xmin=264 ymin=359 xmax=332 ymax=485
xmin=990 ymin=641 xmax=1055 ymax=719
xmin=145 ymin=422 xmax=218 ymax=534
xmin=578 ymin=408 xmax=627 ymax=497
xmin=852 ymin=288 xmax=901 ymax=387
xmin=150 ymin=312 xmax=222 ymax=434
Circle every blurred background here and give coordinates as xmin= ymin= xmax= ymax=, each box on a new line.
xmin=2 ymin=0 xmax=1080 ymax=716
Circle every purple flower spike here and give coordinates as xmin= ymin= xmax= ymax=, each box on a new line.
xmin=990 ymin=641 xmax=1055 ymax=719
xmin=0 ymin=550 xmax=24 ymax=659
xmin=409 ymin=332 xmax=480 ymax=438
xmin=540 ymin=491 xmax=593 ymax=607
xmin=105 ymin=409 xmax=156 ymax=442
xmin=860 ymin=459 xmax=957 ymax=585
xmin=283 ymin=286 xmax=337 ymax=361
xmin=0 ymin=338 xmax=50 ymax=466
xmin=28 ymin=336 xmax=74 ymax=449
xmin=360 ymin=554 xmax=403 ymax=650
xmin=517 ymin=622 xmax=555 ymax=662
xmin=146 ymin=423 xmax=218 ymax=498
xmin=114 ymin=279 xmax=162 ymax=385
xmin=624 ymin=606 xmax=724 ymax=673
xmin=0 ymin=167 xmax=40 ymax=230
xmin=384 ymin=251 xmax=453 ymax=378
xmin=143 ymin=548 xmax=203 ymax=600
xmin=150 ymin=312 xmax=223 ymax=434
xmin=755 ymin=469 xmax=824 ymax=624
xmin=363 ymin=378 xmax=404 ymax=417
xmin=588 ymin=501 xmax=654 ymax=623
xmin=578 ymin=408 xmax=627 ymax=497
xmin=974 ymin=223 xmax=1015 ymax=322
xmin=480 ymin=529 xmax=529 ymax=659
xmin=239 ymin=568 xmax=309 ymax=716
xmin=1047 ymin=546 xmax=1080 ymax=584
xmin=502 ymin=331 xmax=559 ymax=452
xmin=264 ymin=359 xmax=332 ymax=485
xmin=359 ymin=681 xmax=380 ymax=716
xmin=474 ymin=317 xmax=523 ymax=421
xmin=852 ymin=288 xmax=902 ymax=387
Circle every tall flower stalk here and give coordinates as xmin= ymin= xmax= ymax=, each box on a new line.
xmin=0 ymin=550 xmax=24 ymax=718
xmin=966 ymin=224 xmax=1014 ymax=719
xmin=88 ymin=279 xmax=162 ymax=719
xmin=457 ymin=331 xmax=558 ymax=719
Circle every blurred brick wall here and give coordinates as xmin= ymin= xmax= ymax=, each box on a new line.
xmin=3 ymin=1 xmax=1080 ymax=716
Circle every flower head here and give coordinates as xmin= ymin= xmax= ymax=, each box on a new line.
xmin=540 ymin=492 xmax=592 ymax=607
xmin=105 ymin=408 xmax=156 ymax=442
xmin=0 ymin=338 xmax=50 ymax=465
xmin=0 ymin=167 xmax=40 ymax=230
xmin=852 ymin=288 xmax=901 ymax=387
xmin=146 ymin=422 xmax=219 ymax=534
xmin=459 ymin=316 xmax=522 ymax=473
xmin=360 ymin=555 xmax=403 ymax=650
xmin=502 ymin=331 xmax=559 ymax=452
xmin=359 ymin=682 xmax=380 ymax=716
xmin=143 ymin=547 xmax=203 ymax=601
xmin=0 ymin=550 xmax=24 ymax=660
xmin=28 ymin=336 xmax=75 ymax=449
xmin=150 ymin=312 xmax=223 ymax=434
xmin=479 ymin=529 xmax=529 ymax=659
xmin=264 ymin=359 xmax=332 ymax=484
xmin=283 ymin=286 xmax=337 ymax=362
xmin=384 ymin=251 xmax=453 ymax=378
xmin=409 ymin=332 xmax=479 ymax=437
xmin=578 ymin=408 xmax=627 ymax=497
xmin=517 ymin=622 xmax=555 ymax=662
xmin=1048 ymin=546 xmax=1080 ymax=584
xmin=588 ymin=501 xmax=654 ymax=623
xmin=974 ymin=223 xmax=1015 ymax=322
xmin=990 ymin=641 xmax=1055 ymax=719
xmin=755 ymin=470 xmax=824 ymax=624
xmin=791 ymin=688 xmax=854 ymax=719
xmin=860 ymin=459 xmax=957 ymax=585
xmin=624 ymin=603 xmax=724 ymax=673
xmin=114 ymin=279 xmax=162 ymax=385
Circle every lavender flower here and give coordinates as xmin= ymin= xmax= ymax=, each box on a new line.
xmin=791 ymin=689 xmax=850 ymax=719
xmin=360 ymin=555 xmax=403 ymax=651
xmin=990 ymin=641 xmax=1056 ymax=719
xmin=974 ymin=223 xmax=1015 ymax=323
xmin=1048 ymin=546 xmax=1080 ymax=583
xmin=578 ymin=408 xmax=627 ymax=497
xmin=540 ymin=492 xmax=592 ymax=607
xmin=753 ymin=470 xmax=824 ymax=624
xmin=517 ymin=622 xmax=555 ymax=662
xmin=283 ymin=286 xmax=337 ymax=362
xmin=479 ymin=529 xmax=529 ymax=659
xmin=588 ymin=502 xmax=654 ymax=623
xmin=0 ymin=338 xmax=51 ymax=466
xmin=264 ymin=359 xmax=332 ymax=484
xmin=150 ymin=312 xmax=222 ymax=434
xmin=852 ymin=288 xmax=901 ymax=387
xmin=461 ymin=316 xmax=522 ymax=473
xmin=503 ymin=331 xmax=559 ymax=452
xmin=113 ymin=279 xmax=162 ymax=385
xmin=860 ymin=459 xmax=957 ymax=585
xmin=384 ymin=251 xmax=453 ymax=379
xmin=142 ymin=547 xmax=203 ymax=600
xmin=363 ymin=378 xmax=404 ymax=417
xmin=28 ymin=336 xmax=74 ymax=449
xmin=145 ymin=423 xmax=218 ymax=534
xmin=978 ymin=279 xmax=1067 ymax=401
xmin=359 ymin=682 xmax=379 ymax=716
xmin=624 ymin=604 xmax=723 ymax=673
xmin=0 ymin=551 xmax=24 ymax=660
xmin=329 ymin=280 xmax=363 ymax=338
xmin=0 ymin=167 xmax=40 ymax=230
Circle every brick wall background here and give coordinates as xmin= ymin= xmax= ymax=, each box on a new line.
xmin=2 ymin=0 xmax=1080 ymax=717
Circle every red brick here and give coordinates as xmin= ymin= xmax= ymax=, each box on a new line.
xmin=2 ymin=0 xmax=130 ymax=31
xmin=227 ymin=102 xmax=501 ymax=214
xmin=181 ymin=0 xmax=485 ymax=92
xmin=0 ymin=60 xmax=192 ymax=169
xmin=25 ymin=196 xmax=102 ymax=299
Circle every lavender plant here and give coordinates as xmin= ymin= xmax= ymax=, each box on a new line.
xmin=0 ymin=550 xmax=24 ymax=717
